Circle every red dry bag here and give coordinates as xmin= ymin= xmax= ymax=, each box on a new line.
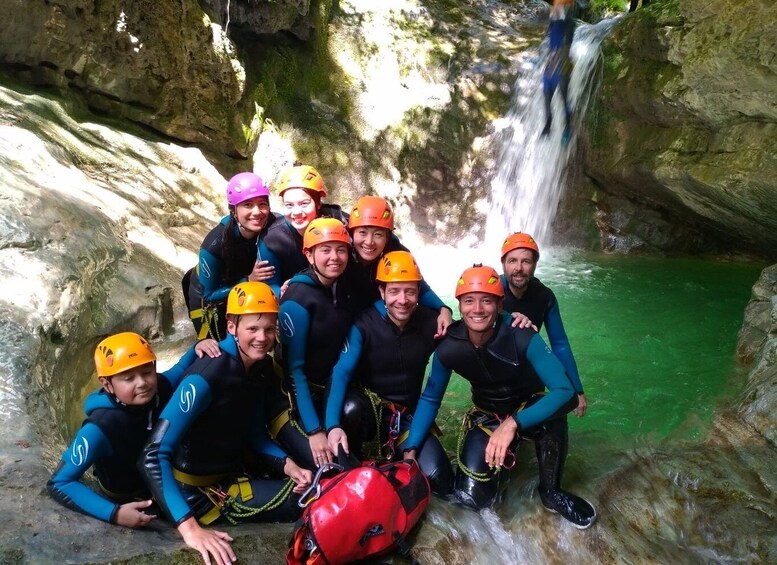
xmin=286 ymin=459 xmax=430 ymax=565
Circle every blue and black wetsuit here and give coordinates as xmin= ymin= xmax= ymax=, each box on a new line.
xmin=347 ymin=235 xmax=450 ymax=314
xmin=501 ymin=275 xmax=583 ymax=394
xmin=272 ymin=267 xmax=357 ymax=470
xmin=256 ymin=204 xmax=348 ymax=297
xmin=140 ymin=337 xmax=300 ymax=526
xmin=325 ymin=302 xmax=453 ymax=494
xmin=187 ymin=213 xmax=279 ymax=339
xmin=405 ymin=318 xmax=576 ymax=509
xmin=542 ymin=6 xmax=576 ymax=135
xmin=47 ymin=344 xmax=201 ymax=524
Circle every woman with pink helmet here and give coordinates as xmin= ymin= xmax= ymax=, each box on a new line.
xmin=184 ymin=172 xmax=279 ymax=340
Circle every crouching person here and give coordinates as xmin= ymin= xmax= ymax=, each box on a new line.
xmin=404 ymin=265 xmax=596 ymax=528
xmin=326 ymin=251 xmax=454 ymax=495
xmin=141 ymin=282 xmax=312 ymax=565
xmin=48 ymin=332 xmax=215 ymax=527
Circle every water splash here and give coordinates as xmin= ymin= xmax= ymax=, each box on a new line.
xmin=484 ymin=17 xmax=620 ymax=251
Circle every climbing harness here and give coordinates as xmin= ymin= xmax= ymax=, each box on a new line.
xmin=189 ymin=301 xmax=223 ymax=340
xmin=456 ymin=407 xmax=519 ymax=482
xmin=173 ymin=468 xmax=294 ymax=525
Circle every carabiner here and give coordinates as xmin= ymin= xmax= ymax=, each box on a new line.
xmin=297 ymin=461 xmax=343 ymax=508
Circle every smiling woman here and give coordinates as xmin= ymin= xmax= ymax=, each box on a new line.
xmin=185 ymin=172 xmax=279 ymax=341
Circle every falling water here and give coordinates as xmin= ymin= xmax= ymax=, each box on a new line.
xmin=484 ymin=16 xmax=620 ymax=249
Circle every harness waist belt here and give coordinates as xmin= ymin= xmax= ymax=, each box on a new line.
xmin=173 ymin=468 xmax=233 ymax=487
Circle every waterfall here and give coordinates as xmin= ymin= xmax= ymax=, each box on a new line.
xmin=484 ymin=16 xmax=620 ymax=250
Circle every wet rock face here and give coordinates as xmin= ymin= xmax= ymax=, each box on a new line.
xmin=737 ymin=264 xmax=777 ymax=445
xmin=198 ymin=0 xmax=314 ymax=39
xmin=581 ymin=0 xmax=777 ymax=258
xmin=0 ymin=0 xmax=270 ymax=156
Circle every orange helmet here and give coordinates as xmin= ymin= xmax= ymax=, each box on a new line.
xmin=94 ymin=332 xmax=156 ymax=378
xmin=227 ymin=282 xmax=279 ymax=316
xmin=455 ymin=265 xmax=504 ymax=299
xmin=376 ymin=251 xmax=422 ymax=283
xmin=303 ymin=217 xmax=351 ymax=253
xmin=500 ymin=232 xmax=540 ymax=260
xmin=349 ymin=196 xmax=394 ymax=231
xmin=277 ymin=165 xmax=327 ymax=198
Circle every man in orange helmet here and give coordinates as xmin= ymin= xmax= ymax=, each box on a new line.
xmin=405 ymin=265 xmax=596 ymax=528
xmin=325 ymin=251 xmax=454 ymax=495
xmin=500 ymin=232 xmax=587 ymax=416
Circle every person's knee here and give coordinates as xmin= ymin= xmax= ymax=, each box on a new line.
xmin=341 ymin=391 xmax=377 ymax=442
xmin=454 ymin=472 xmax=499 ymax=510
xmin=417 ymin=440 xmax=454 ymax=496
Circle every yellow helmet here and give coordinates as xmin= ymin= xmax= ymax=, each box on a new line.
xmin=376 ymin=251 xmax=422 ymax=283
xmin=94 ymin=332 xmax=157 ymax=378
xmin=227 ymin=282 xmax=280 ymax=316
xmin=277 ymin=165 xmax=327 ymax=198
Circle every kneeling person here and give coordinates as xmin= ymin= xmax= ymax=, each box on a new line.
xmin=326 ymin=251 xmax=453 ymax=495
xmin=141 ymin=282 xmax=312 ymax=565
xmin=404 ymin=265 xmax=596 ymax=528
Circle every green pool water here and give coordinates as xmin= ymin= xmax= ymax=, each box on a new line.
xmin=435 ymin=250 xmax=767 ymax=456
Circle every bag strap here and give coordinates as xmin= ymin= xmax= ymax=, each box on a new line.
xmin=393 ymin=532 xmax=421 ymax=565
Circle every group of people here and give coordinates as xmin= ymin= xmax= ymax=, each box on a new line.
xmin=48 ymin=160 xmax=596 ymax=564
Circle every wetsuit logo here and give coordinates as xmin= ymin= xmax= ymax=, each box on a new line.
xmin=341 ymin=337 xmax=349 ymax=354
xmin=200 ymin=258 xmax=212 ymax=279
xmin=179 ymin=383 xmax=197 ymax=413
xmin=70 ymin=437 xmax=89 ymax=467
xmin=280 ymin=312 xmax=295 ymax=338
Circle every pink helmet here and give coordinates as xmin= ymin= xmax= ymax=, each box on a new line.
xmin=226 ymin=172 xmax=270 ymax=206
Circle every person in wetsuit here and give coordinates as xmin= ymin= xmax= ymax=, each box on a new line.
xmin=542 ymin=0 xmax=576 ymax=142
xmin=256 ymin=165 xmax=349 ymax=297
xmin=404 ymin=265 xmax=597 ymax=528
xmin=272 ymin=218 xmax=357 ymax=471
xmin=141 ymin=282 xmax=312 ymax=565
xmin=347 ymin=195 xmax=453 ymax=335
xmin=48 ymin=332 xmax=217 ymax=527
xmin=186 ymin=172 xmax=278 ymax=340
xmin=500 ymin=232 xmax=587 ymax=416
xmin=325 ymin=251 xmax=454 ymax=495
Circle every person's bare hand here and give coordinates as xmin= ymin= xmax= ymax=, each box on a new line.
xmin=327 ymin=427 xmax=349 ymax=456
xmin=195 ymin=339 xmax=221 ymax=358
xmin=248 ymin=260 xmax=275 ymax=282
xmin=309 ymin=432 xmax=333 ymax=467
xmin=115 ymin=499 xmax=156 ymax=528
xmin=485 ymin=418 xmax=518 ymax=468
xmin=434 ymin=308 xmax=453 ymax=338
xmin=284 ymin=458 xmax=313 ymax=494
xmin=510 ymin=312 xmax=537 ymax=331
xmin=178 ymin=517 xmax=236 ymax=565
xmin=280 ymin=278 xmax=292 ymax=297
xmin=574 ymin=393 xmax=588 ymax=417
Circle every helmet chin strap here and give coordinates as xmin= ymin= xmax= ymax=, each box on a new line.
xmin=311 ymin=254 xmax=339 ymax=283
xmin=232 ymin=317 xmax=250 ymax=360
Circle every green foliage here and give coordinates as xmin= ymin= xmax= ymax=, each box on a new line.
xmin=583 ymin=0 xmax=628 ymax=22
